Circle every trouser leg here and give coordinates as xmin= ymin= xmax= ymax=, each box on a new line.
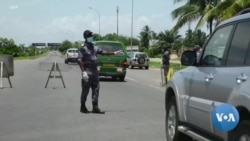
xmin=81 ymin=78 xmax=90 ymax=105
xmin=163 ymin=65 xmax=169 ymax=82
xmin=91 ymin=76 xmax=100 ymax=105
xmin=90 ymin=76 xmax=103 ymax=113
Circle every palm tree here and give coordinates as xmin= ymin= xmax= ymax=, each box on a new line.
xmin=201 ymin=0 xmax=250 ymax=27
xmin=183 ymin=29 xmax=194 ymax=48
xmin=172 ymin=0 xmax=217 ymax=34
xmin=157 ymin=30 xmax=182 ymax=52
xmin=182 ymin=29 xmax=207 ymax=48
xmin=220 ymin=0 xmax=250 ymax=20
xmin=193 ymin=29 xmax=207 ymax=47
xmin=139 ymin=25 xmax=153 ymax=49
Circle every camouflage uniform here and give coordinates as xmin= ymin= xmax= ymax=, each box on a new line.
xmin=79 ymin=44 xmax=103 ymax=107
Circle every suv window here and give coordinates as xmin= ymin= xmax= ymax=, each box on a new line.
xmin=201 ymin=25 xmax=233 ymax=66
xmin=68 ymin=49 xmax=78 ymax=53
xmin=227 ymin=21 xmax=250 ymax=66
xmin=135 ymin=53 xmax=147 ymax=58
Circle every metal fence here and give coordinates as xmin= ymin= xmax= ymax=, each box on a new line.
xmin=160 ymin=63 xmax=186 ymax=86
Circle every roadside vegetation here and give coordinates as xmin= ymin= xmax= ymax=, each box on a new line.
xmin=0 ymin=38 xmax=49 ymax=60
xmin=150 ymin=61 xmax=186 ymax=71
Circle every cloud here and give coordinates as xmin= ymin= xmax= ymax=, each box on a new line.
xmin=2 ymin=13 xmax=178 ymax=45
xmin=9 ymin=5 xmax=18 ymax=10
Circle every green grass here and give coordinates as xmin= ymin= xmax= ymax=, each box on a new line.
xmin=149 ymin=61 xmax=162 ymax=68
xmin=150 ymin=61 xmax=187 ymax=72
xmin=14 ymin=52 xmax=49 ymax=60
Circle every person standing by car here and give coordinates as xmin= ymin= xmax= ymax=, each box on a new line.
xmin=193 ymin=45 xmax=202 ymax=63
xmin=78 ymin=30 xmax=123 ymax=114
xmin=162 ymin=48 xmax=170 ymax=83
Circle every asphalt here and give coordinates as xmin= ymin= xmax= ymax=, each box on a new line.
xmin=0 ymin=52 xmax=167 ymax=141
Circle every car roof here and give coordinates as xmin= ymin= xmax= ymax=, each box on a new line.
xmin=217 ymin=13 xmax=250 ymax=27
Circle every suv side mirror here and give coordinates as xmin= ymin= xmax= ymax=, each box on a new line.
xmin=181 ymin=50 xmax=197 ymax=66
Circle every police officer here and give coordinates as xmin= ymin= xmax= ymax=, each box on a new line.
xmin=79 ymin=30 xmax=123 ymax=113
xmin=162 ymin=48 xmax=170 ymax=83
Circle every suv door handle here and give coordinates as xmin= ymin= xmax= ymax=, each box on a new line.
xmin=236 ymin=73 xmax=248 ymax=83
xmin=205 ymin=73 xmax=214 ymax=82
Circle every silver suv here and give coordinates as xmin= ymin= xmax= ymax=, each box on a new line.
xmin=165 ymin=10 xmax=250 ymax=141
xmin=127 ymin=52 xmax=150 ymax=69
xmin=65 ymin=48 xmax=79 ymax=64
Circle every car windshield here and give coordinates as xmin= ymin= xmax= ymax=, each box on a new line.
xmin=135 ymin=53 xmax=147 ymax=58
xmin=68 ymin=50 xmax=78 ymax=53
xmin=96 ymin=42 xmax=123 ymax=53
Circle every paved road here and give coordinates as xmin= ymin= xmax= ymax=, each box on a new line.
xmin=0 ymin=52 xmax=166 ymax=141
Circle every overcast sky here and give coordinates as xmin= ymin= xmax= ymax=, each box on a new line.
xmin=0 ymin=0 xmax=201 ymax=45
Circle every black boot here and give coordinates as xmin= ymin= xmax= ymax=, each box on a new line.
xmin=80 ymin=104 xmax=89 ymax=113
xmin=92 ymin=103 xmax=103 ymax=113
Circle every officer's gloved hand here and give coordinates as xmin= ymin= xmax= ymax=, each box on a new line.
xmin=114 ymin=50 xmax=124 ymax=56
xmin=82 ymin=71 xmax=89 ymax=80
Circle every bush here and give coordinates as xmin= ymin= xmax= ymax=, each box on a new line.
xmin=144 ymin=48 xmax=159 ymax=57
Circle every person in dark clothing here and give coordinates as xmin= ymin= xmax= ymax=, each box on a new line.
xmin=162 ymin=49 xmax=170 ymax=83
xmin=192 ymin=45 xmax=202 ymax=62
xmin=78 ymin=30 xmax=123 ymax=113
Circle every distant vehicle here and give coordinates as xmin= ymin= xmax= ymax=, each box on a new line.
xmin=127 ymin=52 xmax=150 ymax=69
xmin=65 ymin=48 xmax=79 ymax=64
xmin=165 ymin=9 xmax=250 ymax=141
xmin=94 ymin=41 xmax=128 ymax=81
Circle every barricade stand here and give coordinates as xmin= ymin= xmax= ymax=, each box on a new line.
xmin=0 ymin=61 xmax=13 ymax=89
xmin=45 ymin=61 xmax=66 ymax=89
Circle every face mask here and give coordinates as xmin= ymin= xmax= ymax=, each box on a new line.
xmin=86 ymin=37 xmax=93 ymax=43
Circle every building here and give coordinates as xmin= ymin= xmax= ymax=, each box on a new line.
xmin=126 ymin=46 xmax=139 ymax=52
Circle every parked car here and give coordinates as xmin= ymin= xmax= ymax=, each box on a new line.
xmin=94 ymin=41 xmax=128 ymax=81
xmin=65 ymin=48 xmax=79 ymax=64
xmin=127 ymin=52 xmax=149 ymax=69
xmin=165 ymin=10 xmax=250 ymax=141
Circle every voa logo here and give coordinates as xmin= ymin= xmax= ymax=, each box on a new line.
xmin=212 ymin=104 xmax=239 ymax=131
xmin=216 ymin=113 xmax=236 ymax=122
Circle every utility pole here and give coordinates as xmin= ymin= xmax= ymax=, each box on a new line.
xmin=116 ymin=6 xmax=119 ymax=39
xmin=130 ymin=0 xmax=134 ymax=51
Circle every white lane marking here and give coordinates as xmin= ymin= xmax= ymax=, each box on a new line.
xmin=126 ymin=77 xmax=136 ymax=81
xmin=126 ymin=77 xmax=164 ymax=92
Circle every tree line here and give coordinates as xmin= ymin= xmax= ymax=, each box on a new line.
xmin=58 ymin=27 xmax=207 ymax=58
xmin=0 ymin=38 xmax=48 ymax=57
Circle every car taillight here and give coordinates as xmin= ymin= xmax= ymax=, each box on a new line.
xmin=120 ymin=60 xmax=128 ymax=68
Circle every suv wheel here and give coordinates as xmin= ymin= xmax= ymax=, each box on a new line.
xmin=229 ymin=120 xmax=250 ymax=141
xmin=166 ymin=96 xmax=192 ymax=141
